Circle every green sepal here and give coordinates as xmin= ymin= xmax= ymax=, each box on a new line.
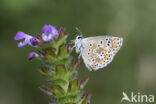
xmin=55 ymin=95 xmax=81 ymax=104
xmin=52 ymin=57 xmax=72 ymax=67
xmin=51 ymin=85 xmax=65 ymax=97
xmin=40 ymin=86 xmax=53 ymax=96
xmin=48 ymin=79 xmax=67 ymax=90
xmin=68 ymin=79 xmax=80 ymax=95
xmin=44 ymin=48 xmax=56 ymax=56
xmin=80 ymin=77 xmax=89 ymax=90
xmin=56 ymin=27 xmax=69 ymax=48
xmin=78 ymin=93 xmax=91 ymax=104
xmin=68 ymin=57 xmax=80 ymax=72
xmin=58 ymin=44 xmax=71 ymax=59
xmin=43 ymin=48 xmax=57 ymax=63
xmin=49 ymin=36 xmax=58 ymax=49
xmin=39 ymin=67 xmax=53 ymax=77
xmin=56 ymin=64 xmax=67 ymax=78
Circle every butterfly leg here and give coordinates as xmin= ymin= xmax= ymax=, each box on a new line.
xmin=69 ymin=39 xmax=75 ymax=44
xmin=70 ymin=45 xmax=75 ymax=52
xmin=78 ymin=52 xmax=82 ymax=58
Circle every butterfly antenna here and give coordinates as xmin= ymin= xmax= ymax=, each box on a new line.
xmin=75 ymin=27 xmax=83 ymax=36
xmin=69 ymin=39 xmax=75 ymax=44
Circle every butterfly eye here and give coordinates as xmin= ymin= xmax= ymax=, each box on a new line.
xmin=77 ymin=36 xmax=82 ymax=39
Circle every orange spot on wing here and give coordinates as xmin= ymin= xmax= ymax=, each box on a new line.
xmin=104 ymin=46 xmax=109 ymax=53
xmin=92 ymin=62 xmax=96 ymax=67
xmin=98 ymin=59 xmax=101 ymax=64
xmin=105 ymin=49 xmax=108 ymax=53
xmin=102 ymin=58 xmax=105 ymax=62
xmin=105 ymin=54 xmax=109 ymax=60
xmin=114 ymin=37 xmax=117 ymax=41
xmin=111 ymin=38 xmax=118 ymax=50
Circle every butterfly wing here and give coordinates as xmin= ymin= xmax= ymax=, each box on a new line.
xmin=81 ymin=36 xmax=123 ymax=71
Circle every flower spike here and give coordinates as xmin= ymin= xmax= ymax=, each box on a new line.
xmin=14 ymin=25 xmax=90 ymax=104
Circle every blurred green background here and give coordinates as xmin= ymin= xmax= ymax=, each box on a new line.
xmin=0 ymin=0 xmax=156 ymax=104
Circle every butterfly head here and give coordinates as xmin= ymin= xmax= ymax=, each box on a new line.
xmin=75 ymin=35 xmax=83 ymax=53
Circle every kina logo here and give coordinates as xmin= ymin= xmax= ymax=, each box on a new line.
xmin=121 ymin=92 xmax=154 ymax=103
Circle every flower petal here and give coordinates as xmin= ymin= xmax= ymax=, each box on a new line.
xmin=42 ymin=25 xmax=58 ymax=35
xmin=29 ymin=37 xmax=38 ymax=47
xmin=42 ymin=25 xmax=53 ymax=34
xmin=28 ymin=52 xmax=38 ymax=60
xmin=51 ymin=27 xmax=58 ymax=35
xmin=14 ymin=32 xmax=27 ymax=40
xmin=17 ymin=41 xmax=27 ymax=48
xmin=41 ymin=33 xmax=53 ymax=42
xmin=41 ymin=25 xmax=58 ymax=42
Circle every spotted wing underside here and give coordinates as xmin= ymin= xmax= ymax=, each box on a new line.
xmin=81 ymin=36 xmax=123 ymax=71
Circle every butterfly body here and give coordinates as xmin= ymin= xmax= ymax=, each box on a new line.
xmin=75 ymin=35 xmax=123 ymax=71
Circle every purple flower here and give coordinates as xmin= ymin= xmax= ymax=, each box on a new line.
xmin=28 ymin=52 xmax=38 ymax=60
xmin=14 ymin=32 xmax=38 ymax=48
xmin=41 ymin=25 xmax=58 ymax=42
xmin=30 ymin=37 xmax=38 ymax=46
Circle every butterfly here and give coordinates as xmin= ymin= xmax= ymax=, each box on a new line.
xmin=74 ymin=35 xmax=123 ymax=71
